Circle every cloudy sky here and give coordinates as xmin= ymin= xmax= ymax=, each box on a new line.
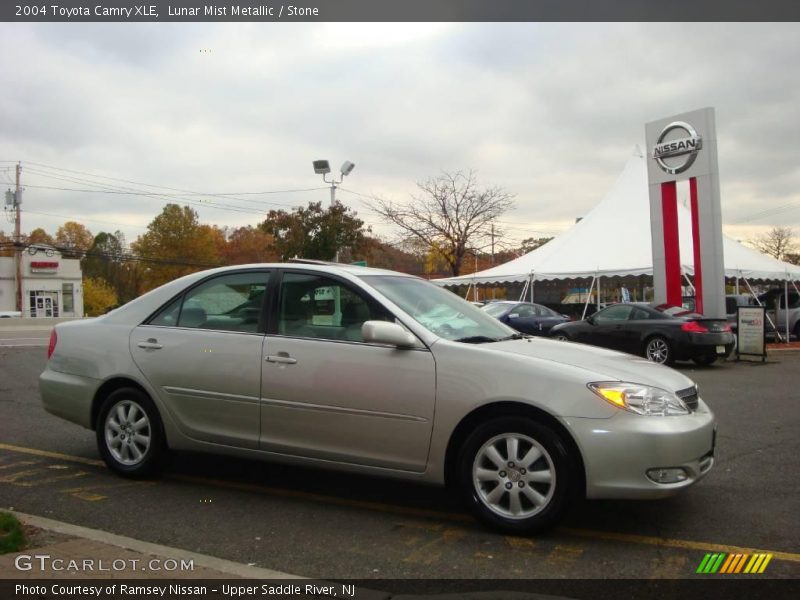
xmin=1 ymin=22 xmax=799 ymax=250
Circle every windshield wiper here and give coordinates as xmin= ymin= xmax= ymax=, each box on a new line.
xmin=499 ymin=333 xmax=526 ymax=341
xmin=453 ymin=335 xmax=501 ymax=344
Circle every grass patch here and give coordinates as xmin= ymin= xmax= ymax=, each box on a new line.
xmin=0 ymin=512 xmax=26 ymax=554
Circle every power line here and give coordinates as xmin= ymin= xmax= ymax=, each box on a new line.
xmin=24 ymin=210 xmax=150 ymax=231
xmin=23 ymin=161 xmax=327 ymax=209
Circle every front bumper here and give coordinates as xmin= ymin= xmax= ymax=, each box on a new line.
xmin=563 ymin=399 xmax=716 ymax=499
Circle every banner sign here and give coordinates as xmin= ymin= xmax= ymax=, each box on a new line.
xmin=737 ymin=306 xmax=767 ymax=361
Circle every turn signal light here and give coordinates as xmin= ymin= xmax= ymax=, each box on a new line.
xmin=47 ymin=329 xmax=57 ymax=359
xmin=681 ymin=321 xmax=709 ymax=333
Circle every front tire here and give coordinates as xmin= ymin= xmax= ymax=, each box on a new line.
xmin=644 ymin=336 xmax=672 ymax=365
xmin=552 ymin=333 xmax=570 ymax=342
xmin=96 ymin=387 xmax=164 ymax=478
xmin=457 ymin=417 xmax=575 ymax=535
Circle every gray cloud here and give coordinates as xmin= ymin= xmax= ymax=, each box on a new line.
xmin=0 ymin=22 xmax=798 ymax=247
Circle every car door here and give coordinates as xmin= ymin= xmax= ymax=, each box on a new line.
xmin=590 ymin=304 xmax=634 ymax=351
xmin=259 ymin=270 xmax=437 ymax=472
xmin=506 ymin=304 xmax=539 ymax=334
xmin=535 ymin=304 xmax=566 ymax=335
xmin=130 ymin=271 xmax=270 ymax=449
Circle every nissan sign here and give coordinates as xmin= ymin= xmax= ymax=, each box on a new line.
xmin=652 ymin=121 xmax=702 ymax=175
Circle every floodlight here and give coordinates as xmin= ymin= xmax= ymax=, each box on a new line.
xmin=313 ymin=160 xmax=331 ymax=175
xmin=340 ymin=161 xmax=355 ymax=177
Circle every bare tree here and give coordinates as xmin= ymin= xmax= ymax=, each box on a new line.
xmin=370 ymin=170 xmax=515 ymax=276
xmin=750 ymin=226 xmax=797 ymax=261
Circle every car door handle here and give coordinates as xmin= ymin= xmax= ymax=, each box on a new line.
xmin=137 ymin=339 xmax=163 ymax=350
xmin=265 ymin=354 xmax=297 ymax=365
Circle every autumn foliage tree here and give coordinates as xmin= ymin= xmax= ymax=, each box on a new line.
xmin=82 ymin=277 xmax=119 ymax=316
xmin=261 ymin=201 xmax=370 ymax=261
xmin=27 ymin=227 xmax=55 ymax=246
xmin=131 ymin=204 xmax=222 ymax=291
xmin=55 ymin=221 xmax=93 ymax=258
xmin=220 ymin=225 xmax=278 ymax=265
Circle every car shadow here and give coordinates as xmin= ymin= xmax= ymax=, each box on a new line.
xmin=162 ymin=449 xmax=698 ymax=539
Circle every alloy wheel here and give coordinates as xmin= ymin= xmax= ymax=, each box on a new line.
xmin=472 ymin=433 xmax=556 ymax=520
xmin=646 ymin=337 xmax=669 ymax=363
xmin=104 ymin=399 xmax=152 ymax=466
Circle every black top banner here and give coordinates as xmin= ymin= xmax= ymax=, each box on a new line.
xmin=3 ymin=0 xmax=800 ymax=22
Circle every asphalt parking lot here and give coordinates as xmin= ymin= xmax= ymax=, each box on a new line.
xmin=1 ymin=340 xmax=798 ymax=583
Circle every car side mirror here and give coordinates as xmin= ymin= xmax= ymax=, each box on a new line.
xmin=586 ymin=315 xmax=595 ymax=325
xmin=362 ymin=321 xmax=417 ymax=348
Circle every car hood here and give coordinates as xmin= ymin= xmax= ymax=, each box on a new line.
xmin=489 ymin=337 xmax=695 ymax=392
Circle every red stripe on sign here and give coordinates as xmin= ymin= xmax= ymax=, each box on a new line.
xmin=689 ymin=177 xmax=703 ymax=315
xmin=661 ymin=181 xmax=682 ymax=307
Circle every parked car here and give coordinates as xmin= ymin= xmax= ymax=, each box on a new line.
xmin=40 ymin=263 xmax=716 ymax=534
xmin=550 ymin=303 xmax=734 ymax=365
xmin=482 ymin=301 xmax=569 ymax=336
xmin=682 ymin=295 xmax=761 ymax=349
xmin=0 ymin=310 xmax=22 ymax=318
xmin=758 ymin=288 xmax=800 ymax=341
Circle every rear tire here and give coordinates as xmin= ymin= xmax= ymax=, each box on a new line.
xmin=457 ymin=417 xmax=575 ymax=535
xmin=96 ymin=387 xmax=164 ymax=478
xmin=644 ymin=336 xmax=673 ymax=365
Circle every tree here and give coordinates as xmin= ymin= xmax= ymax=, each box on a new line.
xmin=55 ymin=222 xmax=93 ymax=258
xmin=131 ymin=204 xmax=222 ymax=291
xmin=221 ymin=225 xmax=279 ymax=265
xmin=750 ymin=226 xmax=797 ymax=261
xmin=370 ymin=170 xmax=515 ymax=276
xmin=83 ymin=277 xmax=119 ymax=316
xmin=0 ymin=230 xmax=15 ymax=257
xmin=261 ymin=201 xmax=370 ymax=261
xmin=361 ymin=237 xmax=426 ymax=275
xmin=517 ymin=237 xmax=553 ymax=255
xmin=27 ymin=227 xmax=55 ymax=246
xmin=81 ymin=231 xmax=135 ymax=302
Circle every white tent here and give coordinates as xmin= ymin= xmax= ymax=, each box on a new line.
xmin=435 ymin=149 xmax=800 ymax=286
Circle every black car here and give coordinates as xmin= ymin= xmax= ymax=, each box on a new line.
xmin=481 ymin=301 xmax=570 ymax=336
xmin=549 ymin=303 xmax=735 ymax=365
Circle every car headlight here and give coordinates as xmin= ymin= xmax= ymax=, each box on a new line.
xmin=588 ymin=382 xmax=690 ymax=416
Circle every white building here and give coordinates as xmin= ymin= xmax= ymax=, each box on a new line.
xmin=0 ymin=245 xmax=84 ymax=317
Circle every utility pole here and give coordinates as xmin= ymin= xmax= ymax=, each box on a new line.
xmin=14 ymin=162 xmax=22 ymax=315
xmin=490 ymin=223 xmax=496 ymax=299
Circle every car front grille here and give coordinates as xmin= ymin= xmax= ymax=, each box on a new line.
xmin=677 ymin=385 xmax=699 ymax=411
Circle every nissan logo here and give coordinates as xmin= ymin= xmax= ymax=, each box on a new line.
xmin=652 ymin=121 xmax=703 ymax=175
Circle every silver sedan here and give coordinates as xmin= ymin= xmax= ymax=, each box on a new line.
xmin=40 ymin=263 xmax=716 ymax=534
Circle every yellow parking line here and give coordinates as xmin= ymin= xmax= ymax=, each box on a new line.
xmin=2 ymin=441 xmax=799 ymax=564
xmin=558 ymin=528 xmax=800 ymax=564
xmin=0 ymin=443 xmax=104 ymax=467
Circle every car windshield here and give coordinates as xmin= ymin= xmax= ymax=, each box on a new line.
xmin=361 ymin=276 xmax=515 ymax=342
xmin=482 ymin=303 xmax=511 ymax=317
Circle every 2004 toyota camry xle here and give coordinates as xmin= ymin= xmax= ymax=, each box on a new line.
xmin=40 ymin=263 xmax=716 ymax=534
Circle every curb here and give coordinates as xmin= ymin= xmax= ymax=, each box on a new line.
xmin=11 ymin=511 xmax=302 ymax=580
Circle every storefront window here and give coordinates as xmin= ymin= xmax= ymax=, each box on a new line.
xmin=63 ymin=283 xmax=74 ymax=314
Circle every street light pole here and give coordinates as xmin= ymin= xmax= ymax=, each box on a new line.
xmin=312 ymin=160 xmax=355 ymax=262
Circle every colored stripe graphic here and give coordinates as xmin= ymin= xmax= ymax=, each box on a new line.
xmin=719 ymin=554 xmax=736 ymax=573
xmin=700 ymin=553 xmax=773 ymax=574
